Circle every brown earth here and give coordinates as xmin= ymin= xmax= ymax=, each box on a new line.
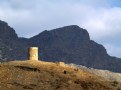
xmin=0 ymin=60 xmax=120 ymax=90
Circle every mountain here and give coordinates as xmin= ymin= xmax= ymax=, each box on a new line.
xmin=0 ymin=20 xmax=29 ymax=61
xmin=0 ymin=20 xmax=121 ymax=72
xmin=28 ymin=25 xmax=121 ymax=72
xmin=0 ymin=60 xmax=120 ymax=90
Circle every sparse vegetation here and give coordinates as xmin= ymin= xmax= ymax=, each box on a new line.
xmin=68 ymin=63 xmax=121 ymax=82
xmin=112 ymin=81 xmax=119 ymax=87
xmin=0 ymin=60 xmax=120 ymax=90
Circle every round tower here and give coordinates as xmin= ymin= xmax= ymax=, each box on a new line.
xmin=29 ymin=47 xmax=38 ymax=61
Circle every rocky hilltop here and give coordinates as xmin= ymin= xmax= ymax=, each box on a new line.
xmin=0 ymin=20 xmax=121 ymax=72
xmin=0 ymin=60 xmax=120 ymax=90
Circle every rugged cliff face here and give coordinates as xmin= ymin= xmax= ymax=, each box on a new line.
xmin=0 ymin=21 xmax=18 ymax=40
xmin=0 ymin=20 xmax=121 ymax=72
xmin=0 ymin=20 xmax=28 ymax=60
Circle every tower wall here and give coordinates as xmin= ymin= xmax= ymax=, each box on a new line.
xmin=29 ymin=47 xmax=38 ymax=61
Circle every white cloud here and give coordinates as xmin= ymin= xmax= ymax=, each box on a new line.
xmin=104 ymin=44 xmax=121 ymax=57
xmin=82 ymin=7 xmax=121 ymax=40
xmin=0 ymin=0 xmax=121 ymax=57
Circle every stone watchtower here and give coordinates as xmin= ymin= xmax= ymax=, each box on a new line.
xmin=29 ymin=47 xmax=38 ymax=61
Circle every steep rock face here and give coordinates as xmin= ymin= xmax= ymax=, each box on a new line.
xmin=0 ymin=20 xmax=18 ymax=40
xmin=0 ymin=20 xmax=28 ymax=61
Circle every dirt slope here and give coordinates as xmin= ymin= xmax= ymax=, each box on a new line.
xmin=0 ymin=60 xmax=120 ymax=90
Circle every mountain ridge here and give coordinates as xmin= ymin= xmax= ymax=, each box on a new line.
xmin=0 ymin=20 xmax=121 ymax=72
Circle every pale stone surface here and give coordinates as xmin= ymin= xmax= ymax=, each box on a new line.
xmin=56 ymin=62 xmax=66 ymax=67
xmin=29 ymin=47 xmax=38 ymax=61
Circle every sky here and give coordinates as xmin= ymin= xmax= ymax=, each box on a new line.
xmin=0 ymin=0 xmax=121 ymax=58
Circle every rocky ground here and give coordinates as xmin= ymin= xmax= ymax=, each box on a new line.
xmin=0 ymin=60 xmax=120 ymax=90
xmin=68 ymin=63 xmax=121 ymax=82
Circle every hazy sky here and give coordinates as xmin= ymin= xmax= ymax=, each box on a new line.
xmin=0 ymin=0 xmax=121 ymax=58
